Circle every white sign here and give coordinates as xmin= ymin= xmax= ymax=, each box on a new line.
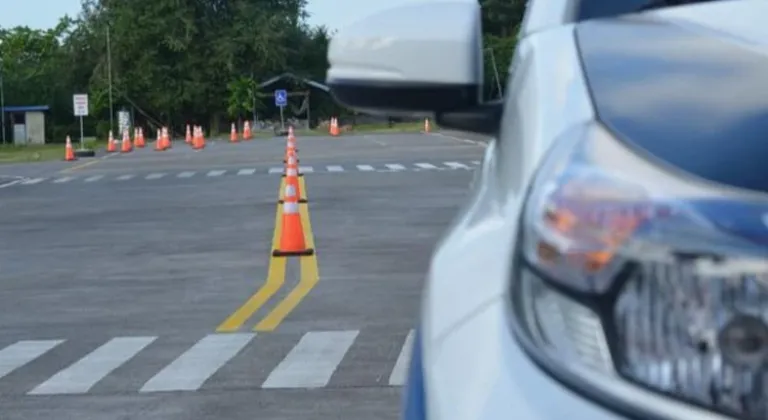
xmin=73 ymin=94 xmax=89 ymax=116
xmin=118 ymin=110 xmax=131 ymax=134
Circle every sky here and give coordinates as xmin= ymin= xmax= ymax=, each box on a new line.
xmin=0 ymin=0 xmax=424 ymax=32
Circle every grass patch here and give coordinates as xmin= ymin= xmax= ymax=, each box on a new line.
xmin=212 ymin=121 xmax=431 ymax=139
xmin=345 ymin=121 xmax=427 ymax=133
xmin=0 ymin=138 xmax=103 ymax=164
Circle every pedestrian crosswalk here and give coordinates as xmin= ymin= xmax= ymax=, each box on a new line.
xmin=0 ymin=329 xmax=414 ymax=395
xmin=5 ymin=160 xmax=480 ymax=189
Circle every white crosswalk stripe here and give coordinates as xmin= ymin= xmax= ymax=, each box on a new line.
xmin=0 ymin=340 xmax=63 ymax=380
xmin=385 ymin=164 xmax=406 ymax=171
xmin=5 ymin=161 xmax=479 ymax=187
xmin=388 ymin=330 xmax=414 ymax=386
xmin=29 ymin=337 xmax=156 ymax=395
xmin=20 ymin=178 xmax=46 ymax=185
xmin=140 ymin=333 xmax=254 ymax=392
xmin=262 ymin=331 xmax=358 ymax=389
xmin=414 ymin=163 xmax=438 ymax=170
xmin=444 ymin=161 xmax=469 ymax=169
xmin=0 ymin=330 xmax=416 ymax=395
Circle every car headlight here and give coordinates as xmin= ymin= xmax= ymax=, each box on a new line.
xmin=510 ymin=122 xmax=768 ymax=420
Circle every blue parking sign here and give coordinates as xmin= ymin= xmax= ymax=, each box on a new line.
xmin=275 ymin=90 xmax=287 ymax=107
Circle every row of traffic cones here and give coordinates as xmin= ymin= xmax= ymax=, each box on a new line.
xmin=273 ymin=126 xmax=313 ymax=257
xmin=329 ymin=117 xmax=339 ymax=136
xmin=65 ymin=122 xmax=240 ymax=161
xmin=230 ymin=121 xmax=253 ymax=142
xmin=326 ymin=117 xmax=430 ymax=136
xmin=105 ymin=127 xmax=170 ymax=153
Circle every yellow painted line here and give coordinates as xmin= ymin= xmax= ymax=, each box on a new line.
xmin=300 ymin=176 xmax=308 ymax=201
xmin=254 ymin=183 xmax=319 ymax=332
xmin=215 ymin=179 xmax=288 ymax=332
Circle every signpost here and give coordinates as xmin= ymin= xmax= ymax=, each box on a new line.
xmin=275 ymin=89 xmax=287 ymax=130
xmin=73 ymin=94 xmax=89 ymax=149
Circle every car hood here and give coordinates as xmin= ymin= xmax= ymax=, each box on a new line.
xmin=576 ymin=0 xmax=768 ymax=194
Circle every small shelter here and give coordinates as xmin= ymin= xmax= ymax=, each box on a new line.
xmin=1 ymin=105 xmax=49 ymax=145
xmin=258 ymin=73 xmax=330 ymax=129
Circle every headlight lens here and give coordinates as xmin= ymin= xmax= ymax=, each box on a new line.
xmin=512 ymin=122 xmax=768 ymax=420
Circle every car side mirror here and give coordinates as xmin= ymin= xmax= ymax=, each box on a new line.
xmin=326 ymin=1 xmax=484 ymax=117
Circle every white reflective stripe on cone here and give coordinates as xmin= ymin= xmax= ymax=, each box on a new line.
xmin=283 ymin=201 xmax=299 ymax=214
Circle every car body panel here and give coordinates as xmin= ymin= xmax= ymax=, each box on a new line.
xmin=428 ymin=299 xmax=622 ymax=420
xmin=420 ymin=1 xmax=768 ymax=420
xmin=422 ymin=23 xmax=594 ymax=346
xmin=577 ymin=0 xmax=768 ymax=193
xmin=421 ymin=23 xmax=602 ymax=420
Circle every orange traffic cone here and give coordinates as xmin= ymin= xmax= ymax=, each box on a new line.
xmin=279 ymin=155 xmax=306 ymax=203
xmin=243 ymin=121 xmax=252 ymax=140
xmin=64 ymin=136 xmax=77 ymax=161
xmin=284 ymin=139 xmax=298 ymax=163
xmin=106 ymin=130 xmax=116 ymax=153
xmin=121 ymin=129 xmax=132 ymax=153
xmin=287 ymin=126 xmax=298 ymax=150
xmin=230 ymin=123 xmax=239 ymax=143
xmin=134 ymin=127 xmax=145 ymax=148
xmin=191 ymin=127 xmax=199 ymax=150
xmin=272 ymin=182 xmax=313 ymax=257
xmin=329 ymin=117 xmax=340 ymax=136
xmin=185 ymin=124 xmax=192 ymax=144
xmin=138 ymin=127 xmax=146 ymax=147
xmin=192 ymin=126 xmax=205 ymax=150
xmin=154 ymin=128 xmax=164 ymax=151
xmin=284 ymin=128 xmax=298 ymax=161
xmin=162 ymin=127 xmax=171 ymax=149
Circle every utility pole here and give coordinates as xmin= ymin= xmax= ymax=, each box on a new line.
xmin=485 ymin=47 xmax=503 ymax=99
xmin=251 ymin=72 xmax=257 ymax=126
xmin=0 ymin=41 xmax=5 ymax=145
xmin=107 ymin=25 xmax=114 ymax=134
xmin=0 ymin=58 xmax=5 ymax=145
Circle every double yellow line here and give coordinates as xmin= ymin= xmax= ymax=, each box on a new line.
xmin=216 ymin=176 xmax=319 ymax=332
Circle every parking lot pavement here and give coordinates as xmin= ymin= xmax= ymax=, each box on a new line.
xmin=0 ymin=131 xmax=484 ymax=420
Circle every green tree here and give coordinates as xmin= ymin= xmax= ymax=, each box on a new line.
xmin=480 ymin=0 xmax=525 ymax=97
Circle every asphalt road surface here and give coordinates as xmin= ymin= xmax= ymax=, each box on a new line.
xmin=0 ymin=130 xmax=485 ymax=420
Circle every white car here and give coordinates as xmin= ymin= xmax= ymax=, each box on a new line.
xmin=326 ymin=1 xmax=768 ymax=419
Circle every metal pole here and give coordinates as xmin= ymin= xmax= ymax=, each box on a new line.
xmin=79 ymin=116 xmax=84 ymax=149
xmin=107 ymin=26 xmax=114 ymax=134
xmin=306 ymin=91 xmax=311 ymax=130
xmin=279 ymin=105 xmax=284 ymax=131
xmin=251 ymin=72 xmax=257 ymax=126
xmin=486 ymin=47 xmax=503 ymax=99
xmin=0 ymin=62 xmax=5 ymax=145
